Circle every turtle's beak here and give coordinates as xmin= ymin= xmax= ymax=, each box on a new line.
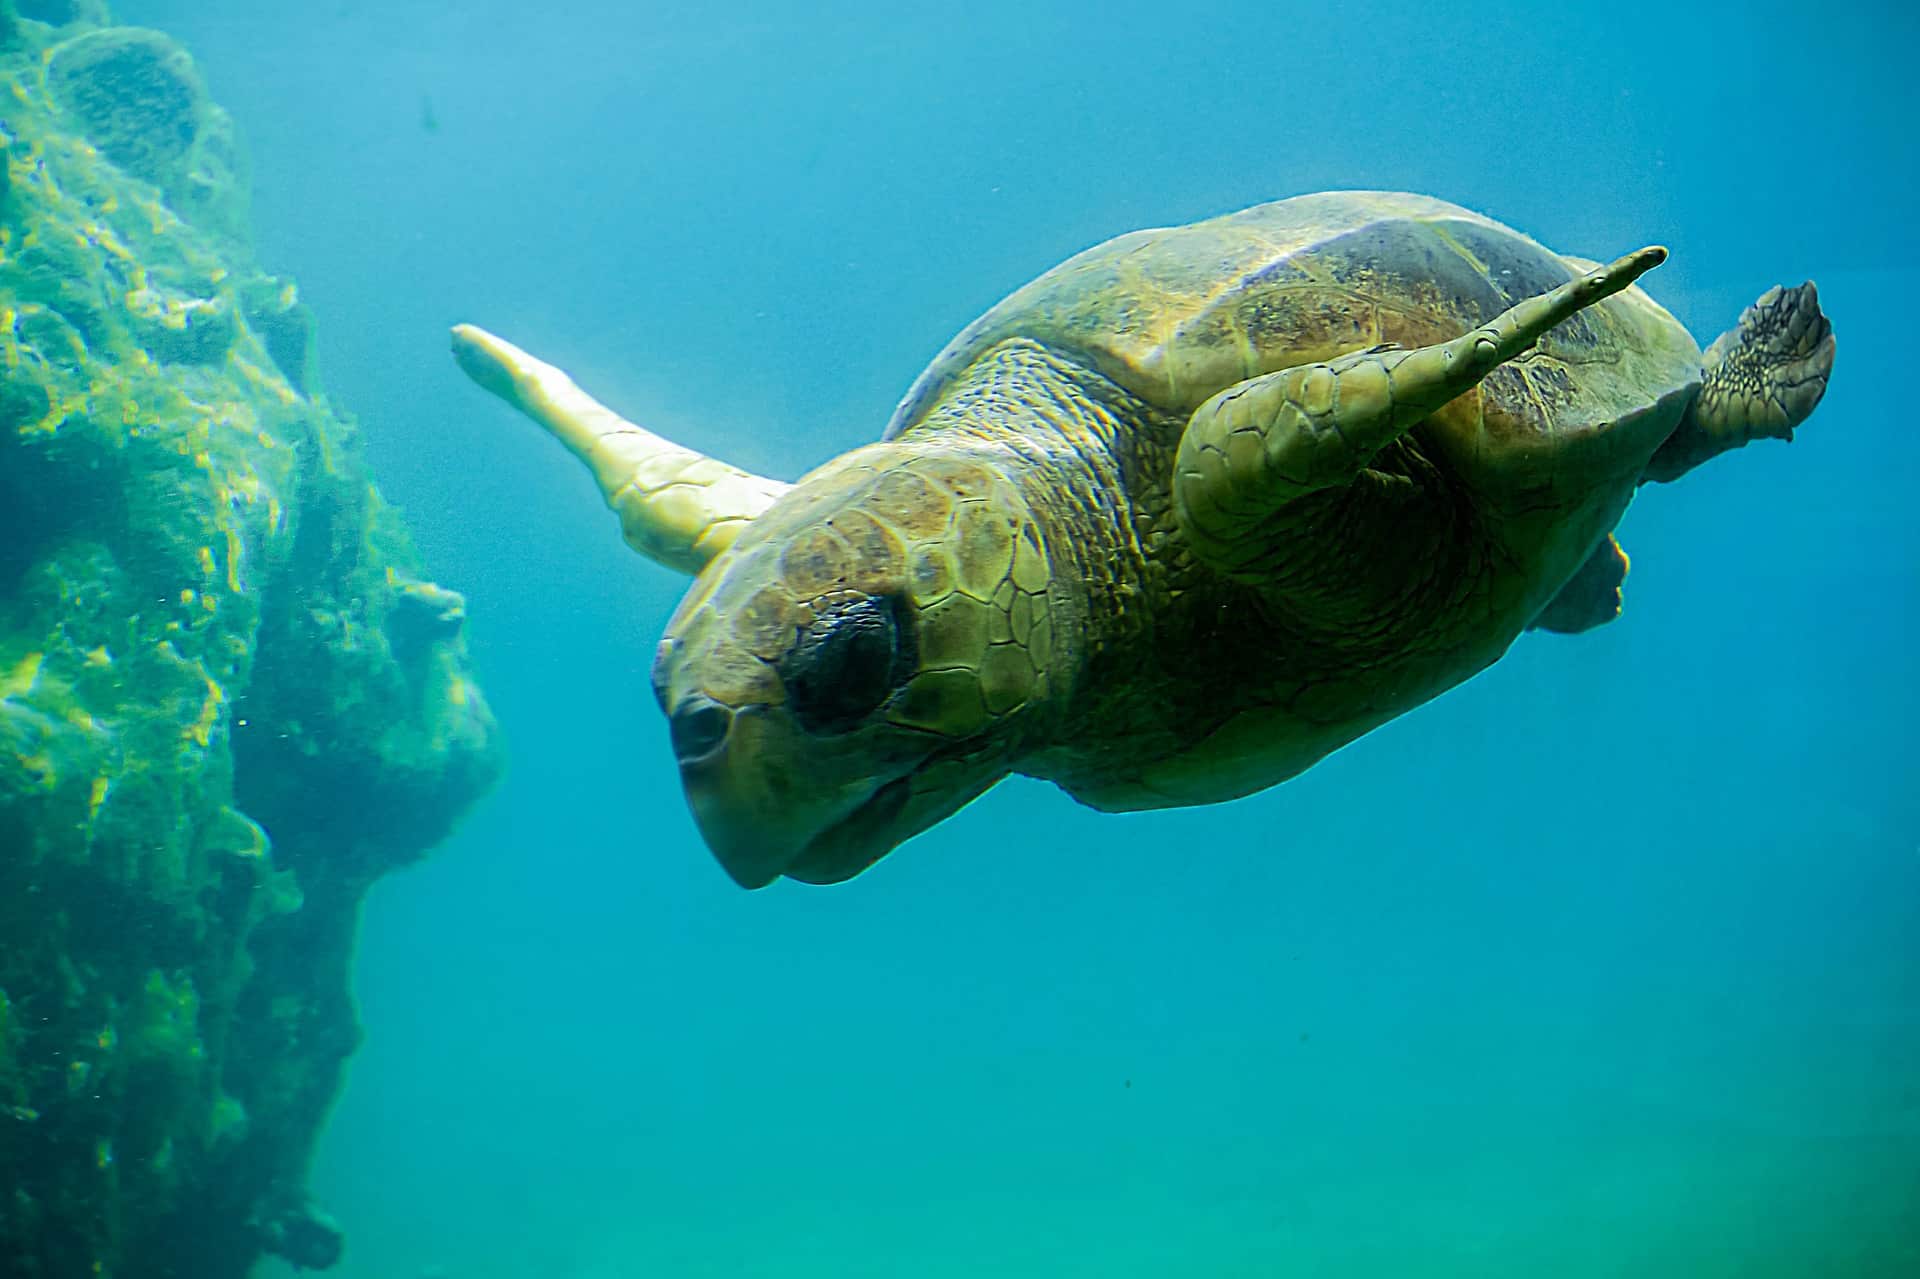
xmin=669 ymin=696 xmax=1007 ymax=888
xmin=670 ymin=701 xmax=921 ymax=888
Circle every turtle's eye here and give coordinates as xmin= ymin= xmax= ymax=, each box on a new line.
xmin=780 ymin=594 xmax=915 ymax=734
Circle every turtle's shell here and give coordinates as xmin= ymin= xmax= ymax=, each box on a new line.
xmin=886 ymin=192 xmax=1703 ymax=487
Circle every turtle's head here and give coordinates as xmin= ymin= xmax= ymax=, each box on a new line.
xmin=653 ymin=446 xmax=1061 ymax=887
xmin=449 ymin=325 xmax=1063 ymax=886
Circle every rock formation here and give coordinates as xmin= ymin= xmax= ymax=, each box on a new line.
xmin=0 ymin=2 xmax=504 ymax=1273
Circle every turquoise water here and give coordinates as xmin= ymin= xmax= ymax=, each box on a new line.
xmin=125 ymin=1 xmax=1918 ymax=1274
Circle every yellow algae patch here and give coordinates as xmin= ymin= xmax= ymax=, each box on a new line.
xmin=186 ymin=674 xmax=225 ymax=747
xmin=84 ymin=647 xmax=112 ymax=668
xmin=229 ymin=352 xmax=298 ymax=405
xmin=224 ymin=529 xmax=244 ymax=591
xmin=17 ymin=749 xmax=54 ymax=786
xmin=178 ymin=588 xmax=195 ymax=606
xmin=2 ymin=652 xmax=44 ymax=698
xmin=81 ymin=221 xmax=135 ymax=262
xmin=51 ymin=309 xmax=89 ymax=356
xmin=18 ymin=390 xmax=84 ymax=437
xmin=21 ymin=402 xmax=66 ymax=439
xmin=88 ymin=777 xmax=110 ymax=821
xmin=223 ymin=468 xmax=263 ymax=503
xmin=196 ymin=545 xmax=216 ymax=577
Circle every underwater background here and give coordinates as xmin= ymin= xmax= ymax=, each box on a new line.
xmin=111 ymin=0 xmax=1918 ymax=1274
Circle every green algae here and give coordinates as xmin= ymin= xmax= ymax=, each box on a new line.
xmin=0 ymin=5 xmax=503 ymax=1275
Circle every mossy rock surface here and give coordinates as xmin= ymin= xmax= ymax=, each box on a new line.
xmin=0 ymin=6 xmax=503 ymax=1276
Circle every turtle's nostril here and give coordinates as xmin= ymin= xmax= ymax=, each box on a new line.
xmin=669 ymin=696 xmax=733 ymax=762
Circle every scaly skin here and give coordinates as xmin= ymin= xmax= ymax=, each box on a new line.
xmin=1644 ymin=282 xmax=1836 ymax=484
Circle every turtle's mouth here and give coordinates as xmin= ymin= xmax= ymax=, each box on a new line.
xmin=676 ymin=716 xmax=928 ymax=889
xmin=684 ymin=766 xmax=915 ymax=890
xmin=782 ymin=775 xmax=914 ymax=885
xmin=671 ymin=696 xmax=1009 ymax=889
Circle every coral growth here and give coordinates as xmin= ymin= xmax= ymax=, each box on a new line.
xmin=0 ymin=4 xmax=503 ymax=1275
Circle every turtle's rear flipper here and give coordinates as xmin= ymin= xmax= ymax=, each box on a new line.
xmin=1644 ymin=282 xmax=1835 ymax=484
xmin=1530 ymin=535 xmax=1628 ymax=634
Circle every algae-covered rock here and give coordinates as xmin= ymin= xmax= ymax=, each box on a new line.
xmin=0 ymin=6 xmax=503 ymax=1276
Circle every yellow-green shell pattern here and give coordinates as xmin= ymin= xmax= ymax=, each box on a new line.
xmin=887 ymin=191 xmax=1703 ymax=485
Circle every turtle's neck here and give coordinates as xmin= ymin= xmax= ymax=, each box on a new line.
xmin=890 ymin=338 xmax=1205 ymax=758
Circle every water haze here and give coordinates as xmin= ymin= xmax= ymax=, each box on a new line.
xmin=116 ymin=2 xmax=1920 ymax=1274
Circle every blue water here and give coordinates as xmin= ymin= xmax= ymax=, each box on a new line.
xmin=122 ymin=1 xmax=1920 ymax=1274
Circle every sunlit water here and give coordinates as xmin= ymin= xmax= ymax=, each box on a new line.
xmin=118 ymin=2 xmax=1920 ymax=1274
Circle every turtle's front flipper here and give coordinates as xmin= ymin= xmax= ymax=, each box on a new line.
xmin=1529 ymin=535 xmax=1629 ymax=634
xmin=451 ymin=325 xmax=791 ymax=574
xmin=1643 ymin=282 xmax=1834 ymax=484
xmin=1174 ymin=247 xmax=1667 ymax=579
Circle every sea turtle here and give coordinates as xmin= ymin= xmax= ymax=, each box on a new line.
xmin=452 ymin=191 xmax=1833 ymax=889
